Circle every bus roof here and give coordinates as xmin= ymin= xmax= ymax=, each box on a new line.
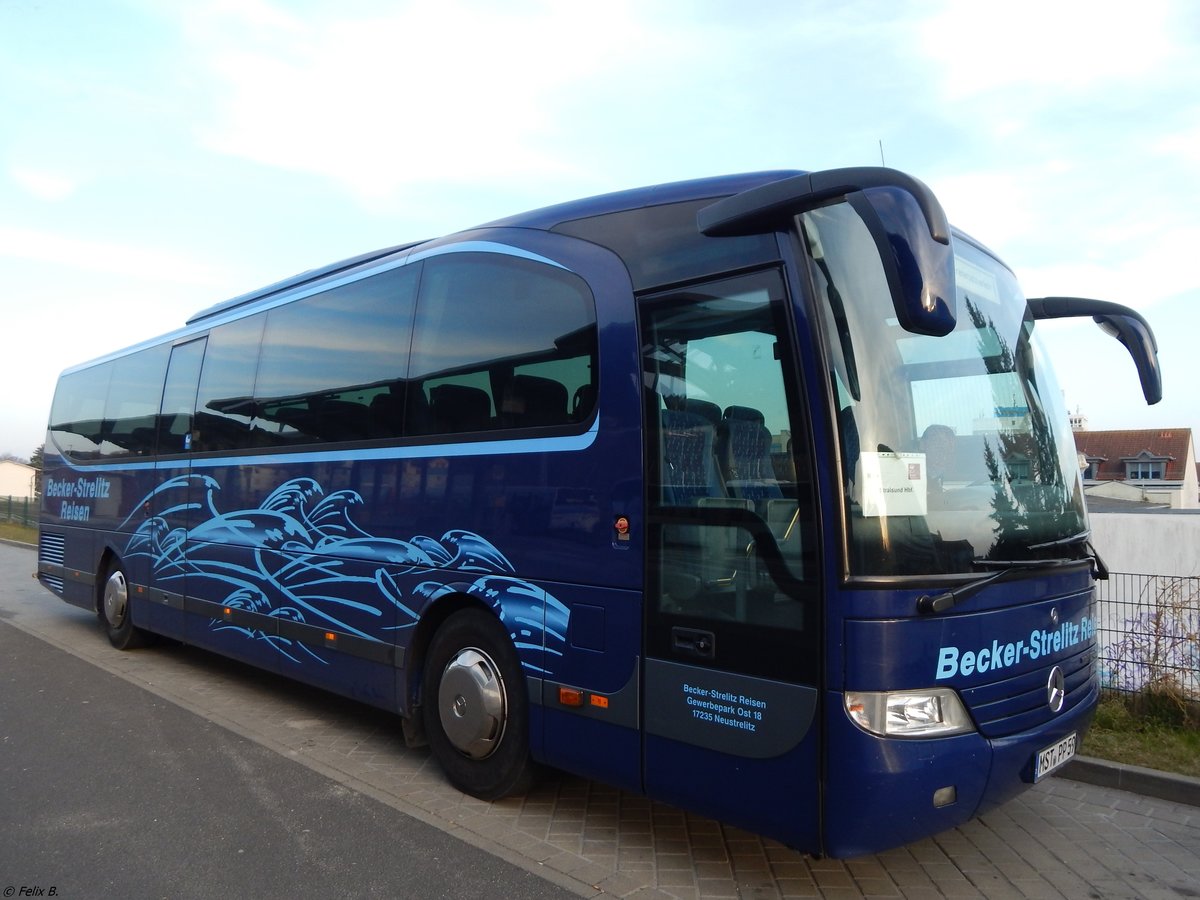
xmin=482 ymin=170 xmax=802 ymax=230
xmin=186 ymin=170 xmax=804 ymax=326
xmin=186 ymin=240 xmax=424 ymax=325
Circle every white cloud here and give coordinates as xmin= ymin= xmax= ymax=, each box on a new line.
xmin=1017 ymin=222 xmax=1200 ymax=309
xmin=935 ymin=165 xmax=1199 ymax=315
xmin=1154 ymin=119 xmax=1200 ymax=165
xmin=0 ymin=226 xmax=223 ymax=286
xmin=180 ymin=0 xmax=641 ymax=199
xmin=918 ymin=0 xmax=1178 ymax=99
xmin=931 ymin=169 xmax=1039 ymax=248
xmin=10 ymin=167 xmax=80 ymax=202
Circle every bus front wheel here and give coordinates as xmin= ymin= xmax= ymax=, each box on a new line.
xmin=100 ymin=561 xmax=152 ymax=651
xmin=422 ymin=609 xmax=534 ymax=800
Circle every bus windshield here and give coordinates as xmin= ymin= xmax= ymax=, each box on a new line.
xmin=800 ymin=206 xmax=1087 ymax=576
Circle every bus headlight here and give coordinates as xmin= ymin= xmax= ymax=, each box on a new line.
xmin=845 ymin=689 xmax=975 ymax=737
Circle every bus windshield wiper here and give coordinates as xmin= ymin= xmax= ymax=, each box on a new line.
xmin=1028 ymin=530 xmax=1110 ymax=579
xmin=1027 ymin=529 xmax=1089 ymax=551
xmin=916 ymin=557 xmax=1081 ymax=616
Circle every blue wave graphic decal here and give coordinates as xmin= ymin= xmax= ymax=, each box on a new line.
xmin=123 ymin=475 xmax=569 ymax=675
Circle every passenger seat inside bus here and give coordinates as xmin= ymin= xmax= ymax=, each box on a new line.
xmin=717 ymin=405 xmax=781 ymax=501
xmin=660 ymin=404 xmax=722 ymax=506
xmin=367 ymin=392 xmax=404 ymax=439
xmin=500 ymin=374 xmax=569 ymax=428
xmin=429 ymin=384 xmax=492 ymax=433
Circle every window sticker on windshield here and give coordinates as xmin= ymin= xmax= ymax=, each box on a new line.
xmin=858 ymin=451 xmax=928 ymax=517
xmin=954 ymin=255 xmax=1001 ymax=306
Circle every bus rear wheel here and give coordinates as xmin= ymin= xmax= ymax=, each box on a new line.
xmin=422 ymin=608 xmax=534 ymax=800
xmin=100 ymin=561 xmax=152 ymax=650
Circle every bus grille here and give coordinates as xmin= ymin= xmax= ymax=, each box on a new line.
xmin=39 ymin=533 xmax=65 ymax=567
xmin=959 ymin=644 xmax=1096 ymax=738
xmin=41 ymin=574 xmax=65 ymax=594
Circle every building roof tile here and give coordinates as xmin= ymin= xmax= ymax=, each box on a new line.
xmin=1074 ymin=428 xmax=1195 ymax=481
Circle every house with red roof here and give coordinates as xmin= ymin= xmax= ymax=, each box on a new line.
xmin=1073 ymin=428 xmax=1198 ymax=509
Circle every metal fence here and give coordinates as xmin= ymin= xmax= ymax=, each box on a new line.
xmin=1096 ymin=572 xmax=1200 ymax=701
xmin=0 ymin=495 xmax=35 ymax=528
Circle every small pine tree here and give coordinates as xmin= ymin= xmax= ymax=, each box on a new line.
xmin=30 ymin=444 xmax=43 ymax=501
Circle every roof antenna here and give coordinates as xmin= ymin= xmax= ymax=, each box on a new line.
xmin=878 ymin=139 xmax=886 ymax=167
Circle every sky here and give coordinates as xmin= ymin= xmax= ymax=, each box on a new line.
xmin=1 ymin=0 xmax=1198 ymax=464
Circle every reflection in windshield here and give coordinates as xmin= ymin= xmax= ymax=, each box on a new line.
xmin=800 ymin=205 xmax=1086 ymax=576
xmin=966 ymin=299 xmax=1081 ymax=562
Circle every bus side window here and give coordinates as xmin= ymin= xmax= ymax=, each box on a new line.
xmin=193 ymin=315 xmax=265 ymax=453
xmin=101 ymin=345 xmax=171 ymax=458
xmin=48 ymin=364 xmax=113 ymax=461
xmin=158 ymin=338 xmax=206 ymax=455
xmin=251 ymin=266 xmax=418 ymax=446
xmin=407 ymin=252 xmax=597 ymax=438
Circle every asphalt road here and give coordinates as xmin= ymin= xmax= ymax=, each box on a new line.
xmin=0 ymin=581 xmax=577 ymax=899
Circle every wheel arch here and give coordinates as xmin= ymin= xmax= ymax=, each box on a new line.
xmin=407 ymin=589 xmax=506 ymax=713
xmin=94 ymin=545 xmax=122 ymax=614
xmin=418 ymin=601 xmax=536 ymax=799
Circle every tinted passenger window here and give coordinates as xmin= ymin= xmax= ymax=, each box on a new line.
xmin=48 ymin=346 xmax=171 ymax=460
xmin=49 ymin=364 xmax=113 ymax=460
xmin=100 ymin=345 xmax=170 ymax=458
xmin=193 ymin=315 xmax=265 ymax=452
xmin=158 ymin=338 xmax=206 ymax=455
xmin=253 ymin=267 xmax=418 ymax=445
xmin=408 ymin=252 xmax=597 ymax=435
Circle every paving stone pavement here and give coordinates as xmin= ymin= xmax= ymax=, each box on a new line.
xmin=3 ymin=542 xmax=1198 ymax=899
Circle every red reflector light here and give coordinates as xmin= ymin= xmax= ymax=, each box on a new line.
xmin=590 ymin=694 xmax=609 ymax=709
xmin=558 ymin=687 xmax=584 ymax=707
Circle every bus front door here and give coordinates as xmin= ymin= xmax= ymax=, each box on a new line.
xmin=638 ymin=270 xmax=822 ymax=850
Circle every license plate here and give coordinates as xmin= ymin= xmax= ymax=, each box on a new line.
xmin=1034 ymin=732 xmax=1077 ymax=781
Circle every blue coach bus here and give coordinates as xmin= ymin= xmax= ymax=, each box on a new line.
xmin=37 ymin=167 xmax=1160 ymax=857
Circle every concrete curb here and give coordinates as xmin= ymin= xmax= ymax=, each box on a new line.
xmin=1056 ymin=754 xmax=1200 ymax=808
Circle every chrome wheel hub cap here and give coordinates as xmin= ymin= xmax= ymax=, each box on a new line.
xmin=438 ymin=647 xmax=507 ymax=760
xmin=103 ymin=571 xmax=128 ymax=627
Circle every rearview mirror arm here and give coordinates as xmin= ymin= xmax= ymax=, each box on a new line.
xmin=1027 ymin=296 xmax=1162 ymax=405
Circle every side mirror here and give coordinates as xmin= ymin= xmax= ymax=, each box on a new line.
xmin=1027 ymin=296 xmax=1162 ymax=405
xmin=849 ymin=187 xmax=957 ymax=337
xmin=698 ymin=166 xmax=957 ymax=336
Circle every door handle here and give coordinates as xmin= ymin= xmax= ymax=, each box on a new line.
xmin=671 ymin=626 xmax=716 ymax=660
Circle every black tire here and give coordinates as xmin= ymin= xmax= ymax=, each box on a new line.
xmin=99 ymin=561 xmax=152 ymax=650
xmin=421 ymin=608 xmax=535 ymax=800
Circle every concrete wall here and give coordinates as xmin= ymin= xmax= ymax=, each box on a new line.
xmin=1090 ymin=512 xmax=1200 ymax=577
xmin=1085 ymin=478 xmax=1198 ymax=510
